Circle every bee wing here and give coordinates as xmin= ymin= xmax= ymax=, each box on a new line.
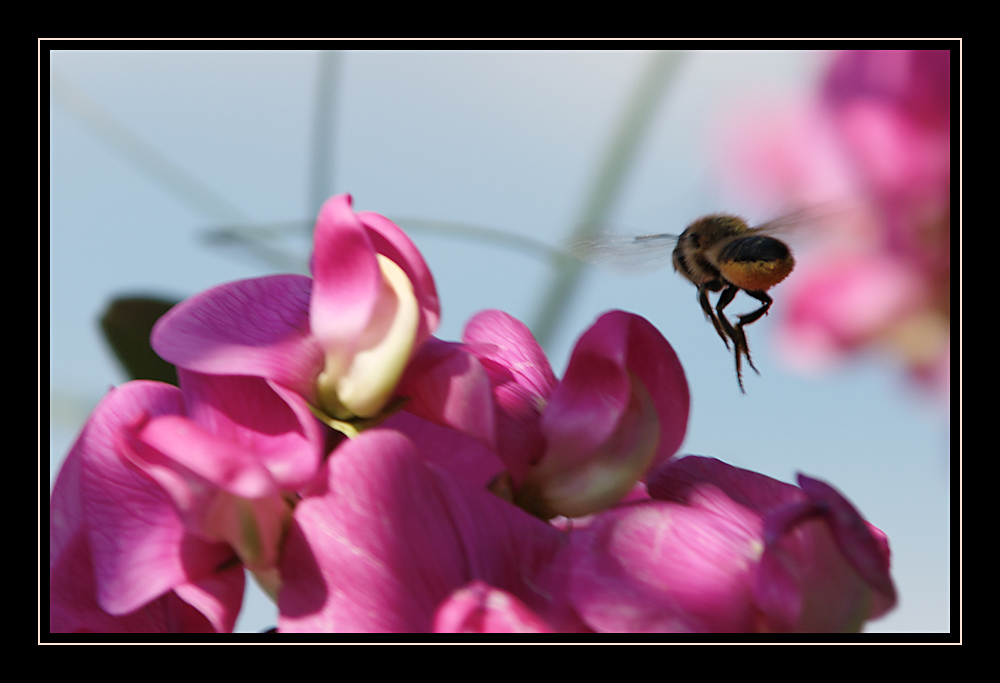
xmin=751 ymin=208 xmax=818 ymax=235
xmin=568 ymin=231 xmax=678 ymax=272
xmin=750 ymin=202 xmax=861 ymax=240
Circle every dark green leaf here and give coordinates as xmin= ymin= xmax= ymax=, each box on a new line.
xmin=100 ymin=296 xmax=180 ymax=385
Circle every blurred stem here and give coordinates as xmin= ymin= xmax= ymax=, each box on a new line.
xmin=50 ymin=70 xmax=247 ymax=224
xmin=203 ymin=215 xmax=570 ymax=272
xmin=530 ymin=50 xmax=685 ymax=348
xmin=203 ymin=220 xmax=312 ymax=274
xmin=309 ymin=51 xmax=341 ymax=221
xmin=393 ymin=217 xmax=571 ymax=264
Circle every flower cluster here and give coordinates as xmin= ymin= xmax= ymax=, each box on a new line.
xmin=719 ymin=49 xmax=951 ymax=398
xmin=50 ymin=194 xmax=896 ymax=633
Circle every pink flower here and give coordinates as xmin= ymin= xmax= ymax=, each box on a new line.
xmin=553 ymin=455 xmax=896 ymax=633
xmin=273 ymin=426 xmax=894 ymax=633
xmin=778 ymin=252 xmax=933 ymax=368
xmin=463 ymin=309 xmax=689 ymax=519
xmin=50 ymin=376 xmax=319 ymax=633
xmin=432 ymin=581 xmax=555 ymax=633
xmin=277 ymin=428 xmax=565 ymax=633
xmin=51 ymin=183 xmax=898 ymax=634
xmin=823 ymin=49 xmax=950 ymax=246
xmin=152 ymin=194 xmax=493 ymax=444
xmin=717 ymin=50 xmax=950 ymax=395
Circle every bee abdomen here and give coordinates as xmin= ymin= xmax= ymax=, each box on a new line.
xmin=717 ymin=236 xmax=794 ymax=292
xmin=718 ymin=235 xmax=790 ymax=263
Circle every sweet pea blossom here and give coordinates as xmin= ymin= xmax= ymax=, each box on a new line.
xmin=50 ymin=382 xmax=241 ymax=634
xmin=432 ymin=581 xmax=555 ymax=633
xmin=277 ymin=428 xmax=566 ymax=633
xmin=272 ymin=418 xmax=894 ymax=634
xmin=151 ymin=194 xmax=493 ymax=443
xmin=51 ymin=373 xmax=325 ymax=632
xmin=51 ymin=183 xmax=899 ymax=634
xmin=551 ymin=455 xmax=896 ymax=633
xmin=463 ymin=309 xmax=689 ymax=519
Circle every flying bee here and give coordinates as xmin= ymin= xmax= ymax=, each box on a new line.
xmin=572 ymin=212 xmax=801 ymax=393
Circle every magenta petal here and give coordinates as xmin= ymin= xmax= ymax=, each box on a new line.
xmin=463 ymin=310 xmax=556 ymax=477
xmin=309 ymin=195 xmax=382 ymax=358
xmin=614 ymin=312 xmax=690 ymax=466
xmin=51 ymin=427 xmax=87 ymax=571
xmin=279 ymin=430 xmax=460 ymax=632
xmin=433 ymin=580 xmax=554 ymax=633
xmin=172 ymin=564 xmax=246 ymax=633
xmin=357 ymin=207 xmax=440 ymax=344
xmin=463 ymin=309 xmax=557 ymax=402
xmin=647 ymin=455 xmax=803 ymax=514
xmin=51 ymin=382 xmax=240 ymax=619
xmin=383 ymin=411 xmax=505 ymax=490
xmin=50 ymin=529 xmax=240 ymax=633
xmin=87 ymin=465 xmax=237 ymax=619
xmin=137 ymin=414 xmax=280 ymax=500
xmin=753 ymin=538 xmax=804 ymax=631
xmin=542 ymin=333 xmax=631 ymax=461
xmin=151 ymin=274 xmax=322 ymax=400
xmin=563 ymin=494 xmax=763 ymax=632
xmin=177 ymin=370 xmax=324 ymax=490
xmin=396 ymin=337 xmax=497 ymax=449
xmin=646 ymin=457 xmax=896 ymax=631
xmin=131 ymin=415 xmax=292 ymax=573
xmin=757 ymin=502 xmax=893 ymax=632
xmin=278 ymin=429 xmax=563 ymax=633
xmin=543 ymin=311 xmax=689 ymax=469
xmin=796 ymin=475 xmax=897 ymax=608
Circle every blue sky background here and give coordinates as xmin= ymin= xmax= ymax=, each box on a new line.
xmin=47 ymin=48 xmax=952 ymax=635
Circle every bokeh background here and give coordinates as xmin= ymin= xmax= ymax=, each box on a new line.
xmin=47 ymin=48 xmax=952 ymax=634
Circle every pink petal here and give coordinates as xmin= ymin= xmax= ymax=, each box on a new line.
xmin=616 ymin=312 xmax=690 ymax=466
xmin=824 ymin=50 xmax=950 ymax=129
xmin=396 ymin=337 xmax=497 ymax=449
xmin=357 ymin=207 xmax=440 ymax=345
xmin=52 ymin=382 xmax=241 ymax=619
xmin=137 ymin=414 xmax=281 ymax=501
xmin=563 ymin=494 xmax=762 ymax=632
xmin=433 ymin=581 xmax=554 ymax=633
xmin=776 ymin=253 xmax=926 ymax=368
xmin=796 ymin=475 xmax=897 ymax=608
xmin=151 ymin=274 xmax=322 ymax=401
xmin=541 ymin=323 xmax=631 ymax=462
xmin=50 ymin=529 xmax=241 ymax=633
xmin=383 ymin=411 xmax=505 ymax=489
xmin=463 ymin=310 xmax=556 ymax=479
xmin=278 ymin=429 xmax=563 ymax=633
xmin=756 ymin=501 xmax=893 ymax=632
xmin=177 ymin=370 xmax=324 ymax=490
xmin=309 ymin=195 xmax=383 ymax=365
xmin=835 ymin=101 xmax=950 ymax=205
xmin=647 ymin=455 xmax=803 ymax=515
xmin=131 ymin=375 xmax=303 ymax=571
xmin=172 ymin=563 xmax=247 ymax=633
xmin=50 ymin=427 xmax=86 ymax=570
xmin=463 ymin=310 xmax=557 ymax=402
xmin=541 ymin=311 xmax=689 ymax=479
xmin=646 ymin=458 xmax=897 ymax=631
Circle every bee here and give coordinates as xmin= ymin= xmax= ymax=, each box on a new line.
xmin=572 ymin=212 xmax=798 ymax=393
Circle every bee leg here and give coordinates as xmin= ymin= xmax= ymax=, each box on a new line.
xmin=697 ymin=281 xmax=730 ymax=349
xmin=732 ymin=290 xmax=774 ymax=378
xmin=727 ymin=323 xmax=755 ymax=390
xmin=737 ymin=290 xmax=773 ymax=327
xmin=713 ymin=284 xmax=750 ymax=392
